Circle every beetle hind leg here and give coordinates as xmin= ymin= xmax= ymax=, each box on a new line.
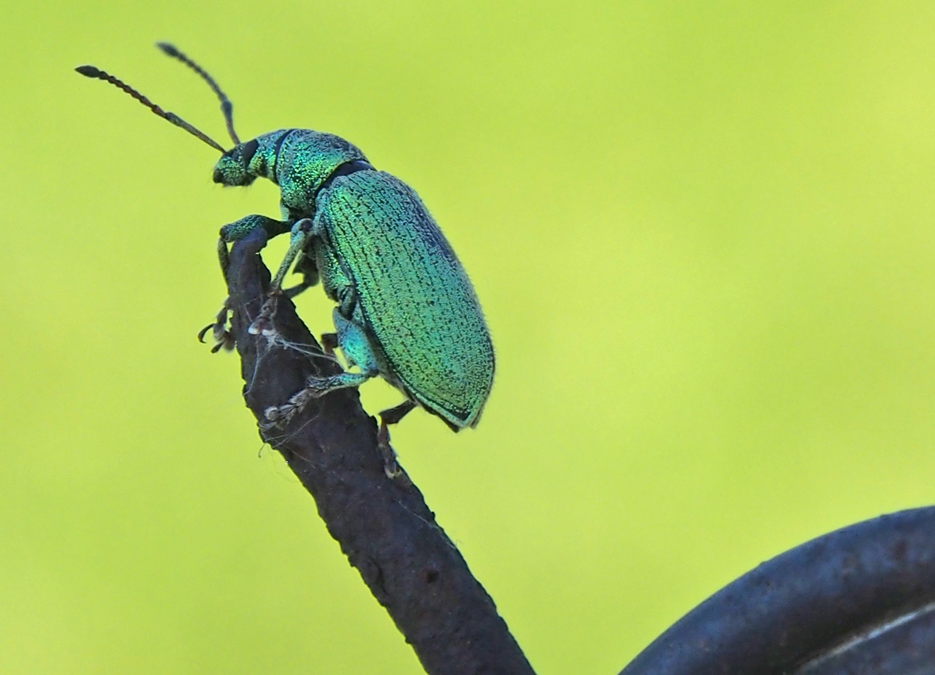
xmin=264 ymin=370 xmax=373 ymax=425
xmin=377 ymin=399 xmax=417 ymax=478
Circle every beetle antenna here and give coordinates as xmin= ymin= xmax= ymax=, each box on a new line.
xmin=157 ymin=43 xmax=241 ymax=146
xmin=75 ymin=65 xmax=227 ymax=153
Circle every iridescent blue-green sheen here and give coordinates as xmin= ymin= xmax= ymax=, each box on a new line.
xmin=215 ymin=129 xmax=367 ymax=193
xmin=272 ymin=130 xmax=367 ymax=209
xmin=214 ymin=126 xmax=494 ymax=430
xmin=318 ymin=171 xmax=494 ymax=428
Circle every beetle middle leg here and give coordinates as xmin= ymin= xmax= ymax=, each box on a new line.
xmin=250 ymin=218 xmax=319 ymax=337
xmin=284 ymin=251 xmax=320 ymax=299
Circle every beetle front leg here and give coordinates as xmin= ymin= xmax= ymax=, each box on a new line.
xmin=200 ymin=215 xmax=294 ymax=351
xmin=222 ymin=219 xmax=319 ymax=299
xmin=218 ymin=214 xmax=293 ymax=284
xmin=197 ymin=299 xmax=235 ymax=352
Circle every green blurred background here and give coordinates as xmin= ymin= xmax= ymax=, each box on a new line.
xmin=3 ymin=1 xmax=935 ymax=672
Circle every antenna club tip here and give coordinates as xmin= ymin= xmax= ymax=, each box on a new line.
xmin=75 ymin=65 xmax=101 ymax=78
xmin=157 ymin=42 xmax=180 ymax=57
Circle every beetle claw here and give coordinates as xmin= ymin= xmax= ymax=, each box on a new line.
xmin=377 ymin=421 xmax=403 ymax=479
xmin=199 ymin=301 xmax=235 ymax=352
xmin=197 ymin=323 xmax=213 ymax=343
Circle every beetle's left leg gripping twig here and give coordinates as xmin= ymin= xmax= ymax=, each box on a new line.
xmin=219 ymin=214 xmax=294 ymax=281
xmin=200 ymin=215 xmax=292 ymax=350
xmin=197 ymin=291 xmax=236 ymax=352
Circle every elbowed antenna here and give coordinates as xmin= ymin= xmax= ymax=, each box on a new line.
xmin=157 ymin=43 xmax=241 ymax=146
xmin=75 ymin=65 xmax=227 ymax=153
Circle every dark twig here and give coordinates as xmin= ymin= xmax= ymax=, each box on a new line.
xmin=224 ymin=229 xmax=536 ymax=675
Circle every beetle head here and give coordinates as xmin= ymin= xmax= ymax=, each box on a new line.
xmin=214 ymin=139 xmax=259 ymax=186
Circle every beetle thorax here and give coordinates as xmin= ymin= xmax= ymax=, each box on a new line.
xmin=267 ymin=129 xmax=369 ymax=212
xmin=213 ymin=129 xmax=369 ymax=203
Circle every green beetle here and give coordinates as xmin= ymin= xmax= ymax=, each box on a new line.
xmin=77 ymin=44 xmax=495 ymax=445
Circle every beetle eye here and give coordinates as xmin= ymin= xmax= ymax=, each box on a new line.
xmin=240 ymin=139 xmax=259 ymax=165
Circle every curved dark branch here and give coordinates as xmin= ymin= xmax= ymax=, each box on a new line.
xmin=224 ymin=229 xmax=535 ymax=675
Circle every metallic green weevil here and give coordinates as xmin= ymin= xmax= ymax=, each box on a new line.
xmin=76 ymin=44 xmax=495 ymax=449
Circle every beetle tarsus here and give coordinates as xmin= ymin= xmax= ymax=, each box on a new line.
xmin=263 ymin=386 xmax=312 ymax=425
xmin=199 ymin=301 xmax=235 ymax=352
xmin=376 ymin=399 xmax=417 ymax=479
xmin=264 ymin=372 xmax=373 ymax=428
xmin=377 ymin=420 xmax=403 ymax=478
xmin=263 ymin=374 xmax=337 ymax=424
xmin=248 ymin=296 xmax=278 ymax=336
